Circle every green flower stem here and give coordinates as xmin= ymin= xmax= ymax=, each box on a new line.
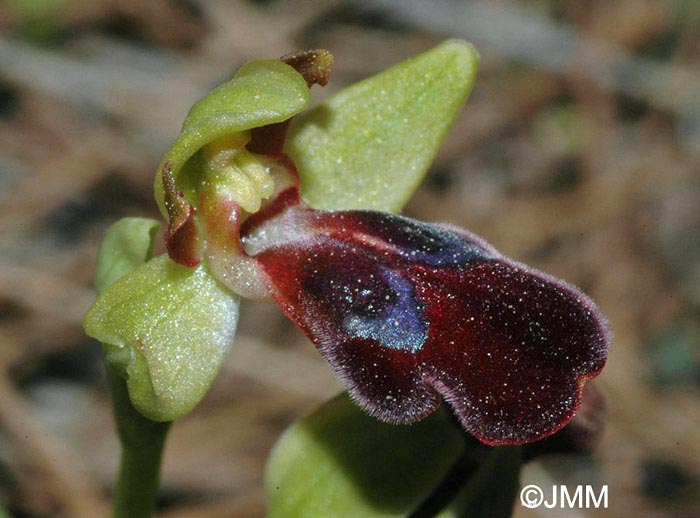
xmin=409 ymin=406 xmax=523 ymax=518
xmin=107 ymin=365 xmax=170 ymax=518
xmin=446 ymin=445 xmax=522 ymax=518
xmin=408 ymin=450 xmax=481 ymax=518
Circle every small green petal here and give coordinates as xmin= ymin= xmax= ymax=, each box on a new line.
xmin=265 ymin=393 xmax=464 ymax=518
xmin=287 ymin=39 xmax=479 ymax=212
xmin=84 ymin=254 xmax=239 ymax=421
xmin=154 ymin=59 xmax=311 ymax=215
xmin=94 ymin=217 xmax=161 ymax=295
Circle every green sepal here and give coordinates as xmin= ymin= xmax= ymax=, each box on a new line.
xmin=93 ymin=217 xmax=161 ymax=379
xmin=287 ymin=39 xmax=479 ymax=212
xmin=265 ymin=393 xmax=465 ymax=518
xmin=84 ymin=254 xmax=239 ymax=421
xmin=154 ymin=59 xmax=311 ymax=215
xmin=94 ymin=217 xmax=161 ymax=295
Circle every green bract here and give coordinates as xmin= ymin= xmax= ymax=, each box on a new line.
xmin=154 ymin=59 xmax=311 ymax=215
xmin=265 ymin=394 xmax=465 ymax=518
xmin=288 ymin=39 xmax=479 ymax=211
xmin=94 ymin=217 xmax=161 ymax=295
xmin=84 ymin=252 xmax=239 ymax=421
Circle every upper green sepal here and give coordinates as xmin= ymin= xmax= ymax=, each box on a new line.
xmin=287 ymin=39 xmax=479 ymax=212
xmin=84 ymin=254 xmax=239 ymax=421
xmin=265 ymin=393 xmax=465 ymax=518
xmin=154 ymin=59 xmax=311 ymax=215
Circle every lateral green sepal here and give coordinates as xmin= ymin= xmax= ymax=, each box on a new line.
xmin=287 ymin=39 xmax=479 ymax=212
xmin=84 ymin=254 xmax=239 ymax=421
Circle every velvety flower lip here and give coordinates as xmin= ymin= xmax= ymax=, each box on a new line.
xmin=237 ymin=200 xmax=610 ymax=445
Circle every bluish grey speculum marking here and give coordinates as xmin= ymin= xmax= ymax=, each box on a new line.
xmin=343 ymin=269 xmax=427 ymax=353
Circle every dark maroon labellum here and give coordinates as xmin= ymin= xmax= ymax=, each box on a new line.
xmin=241 ymin=206 xmax=609 ymax=445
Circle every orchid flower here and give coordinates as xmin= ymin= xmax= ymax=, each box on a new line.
xmin=84 ymin=41 xmax=609 ymax=452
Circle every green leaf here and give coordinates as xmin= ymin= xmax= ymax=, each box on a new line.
xmin=437 ymin=446 xmax=522 ymax=518
xmin=155 ymin=59 xmax=311 ymax=215
xmin=287 ymin=39 xmax=479 ymax=212
xmin=265 ymin=393 xmax=465 ymax=518
xmin=95 ymin=217 xmax=161 ymax=295
xmin=84 ymin=254 xmax=239 ymax=421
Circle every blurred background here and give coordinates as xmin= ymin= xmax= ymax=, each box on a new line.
xmin=1 ymin=0 xmax=699 ymax=516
